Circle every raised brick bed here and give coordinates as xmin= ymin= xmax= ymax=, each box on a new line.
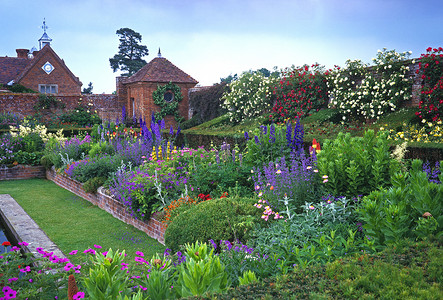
xmin=0 ymin=165 xmax=46 ymax=181
xmin=46 ymin=167 xmax=166 ymax=244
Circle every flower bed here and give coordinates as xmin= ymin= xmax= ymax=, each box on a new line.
xmin=0 ymin=164 xmax=46 ymax=181
xmin=45 ymin=167 xmax=166 ymax=244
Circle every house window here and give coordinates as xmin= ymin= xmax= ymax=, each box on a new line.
xmin=39 ymin=84 xmax=58 ymax=94
xmin=164 ymin=91 xmax=174 ymax=102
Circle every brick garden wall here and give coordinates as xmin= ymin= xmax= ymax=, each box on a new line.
xmin=46 ymin=167 xmax=166 ymax=244
xmin=0 ymin=165 xmax=46 ymax=180
xmin=0 ymin=93 xmax=121 ymax=121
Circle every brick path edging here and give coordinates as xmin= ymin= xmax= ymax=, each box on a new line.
xmin=45 ymin=167 xmax=166 ymax=244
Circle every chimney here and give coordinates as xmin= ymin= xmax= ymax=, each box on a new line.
xmin=16 ymin=49 xmax=29 ymax=59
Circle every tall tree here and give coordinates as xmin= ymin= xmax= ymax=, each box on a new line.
xmin=109 ymin=28 xmax=149 ymax=76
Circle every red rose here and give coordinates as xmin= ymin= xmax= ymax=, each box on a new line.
xmin=2 ymin=241 xmax=11 ymax=247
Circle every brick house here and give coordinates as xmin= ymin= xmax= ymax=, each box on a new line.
xmin=0 ymin=22 xmax=82 ymax=95
xmin=117 ymin=50 xmax=198 ymax=128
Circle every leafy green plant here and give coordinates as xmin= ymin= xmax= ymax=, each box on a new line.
xmin=238 ymin=270 xmax=258 ymax=286
xmin=357 ymin=159 xmax=443 ymax=246
xmin=83 ymin=249 xmax=131 ymax=299
xmin=175 ymin=242 xmax=231 ymax=297
xmin=317 ymin=129 xmax=400 ymax=197
xmin=58 ymin=105 xmax=101 ymax=127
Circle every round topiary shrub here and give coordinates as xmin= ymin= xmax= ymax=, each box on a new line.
xmin=164 ymin=196 xmax=262 ymax=252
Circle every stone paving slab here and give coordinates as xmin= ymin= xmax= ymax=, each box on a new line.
xmin=0 ymin=194 xmax=66 ymax=260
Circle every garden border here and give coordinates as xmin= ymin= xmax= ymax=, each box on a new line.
xmin=45 ymin=167 xmax=166 ymax=245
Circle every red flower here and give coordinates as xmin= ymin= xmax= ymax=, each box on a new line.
xmin=2 ymin=241 xmax=11 ymax=247
xmin=427 ymin=47 xmax=433 ymax=52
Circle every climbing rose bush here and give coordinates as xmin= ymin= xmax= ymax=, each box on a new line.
xmin=269 ymin=64 xmax=328 ymax=123
xmin=328 ymin=48 xmax=413 ymax=122
xmin=222 ymin=71 xmax=278 ymax=123
xmin=415 ymin=47 xmax=443 ymax=125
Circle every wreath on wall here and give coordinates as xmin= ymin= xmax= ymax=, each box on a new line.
xmin=152 ymin=82 xmax=183 ymax=122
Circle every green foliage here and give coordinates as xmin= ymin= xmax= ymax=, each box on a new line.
xmin=109 ymin=27 xmax=149 ymax=76
xmin=83 ymin=176 xmax=107 ymax=193
xmin=83 ymin=249 xmax=131 ymax=299
xmin=0 ymin=111 xmax=22 ymax=129
xmin=222 ymin=71 xmax=278 ymax=123
xmin=58 ymin=106 xmax=101 ymax=127
xmin=88 ymin=141 xmax=115 ymax=157
xmin=358 ymin=159 xmax=443 ymax=246
xmin=164 ymin=196 xmax=261 ymax=252
xmin=7 ymin=84 xmax=37 ymax=93
xmin=189 ymin=82 xmax=228 ymax=125
xmin=14 ymin=150 xmax=43 ymax=165
xmin=152 ymin=82 xmax=183 ymax=122
xmin=20 ymin=132 xmax=44 ymax=152
xmin=243 ymin=123 xmax=292 ymax=167
xmin=68 ymin=155 xmax=122 ymax=183
xmin=238 ymin=270 xmax=258 ymax=286
xmin=175 ymin=242 xmax=231 ymax=297
xmin=317 ymin=129 xmax=400 ymax=197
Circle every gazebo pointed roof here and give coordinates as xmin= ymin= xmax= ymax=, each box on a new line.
xmin=125 ymin=56 xmax=198 ymax=84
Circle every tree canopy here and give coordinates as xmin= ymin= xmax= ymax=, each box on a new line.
xmin=109 ymin=28 xmax=149 ymax=76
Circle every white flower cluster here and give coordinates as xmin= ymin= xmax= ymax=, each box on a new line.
xmin=9 ymin=120 xmax=66 ymax=143
xmin=221 ymin=71 xmax=278 ymax=123
xmin=328 ymin=49 xmax=412 ymax=121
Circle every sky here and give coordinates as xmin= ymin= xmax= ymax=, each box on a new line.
xmin=1 ymin=0 xmax=442 ymax=94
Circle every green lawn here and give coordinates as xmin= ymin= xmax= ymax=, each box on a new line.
xmin=0 ymin=179 xmax=165 ymax=262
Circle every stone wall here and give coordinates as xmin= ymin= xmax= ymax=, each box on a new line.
xmin=46 ymin=168 xmax=166 ymax=244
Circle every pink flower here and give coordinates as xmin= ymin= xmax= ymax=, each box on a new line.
xmin=69 ymin=250 xmax=78 ymax=255
xmin=93 ymin=244 xmax=102 ymax=249
xmin=73 ymin=291 xmax=85 ymax=299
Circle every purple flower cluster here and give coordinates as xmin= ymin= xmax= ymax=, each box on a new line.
xmin=286 ymin=117 xmax=304 ymax=154
xmin=252 ymin=153 xmax=319 ymax=210
xmin=0 ymin=135 xmax=21 ymax=164
xmin=423 ymin=161 xmax=441 ymax=184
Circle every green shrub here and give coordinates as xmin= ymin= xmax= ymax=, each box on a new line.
xmin=165 ymin=196 xmax=261 ymax=252
xmin=83 ymin=176 xmax=107 ymax=193
xmin=317 ymin=129 xmax=400 ymax=197
xmin=357 ymin=159 xmax=443 ymax=246
xmin=189 ymin=82 xmax=228 ymax=125
xmin=88 ymin=142 xmax=115 ymax=157
xmin=14 ymin=150 xmax=43 ymax=166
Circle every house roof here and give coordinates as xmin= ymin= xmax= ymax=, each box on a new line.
xmin=125 ymin=57 xmax=198 ymax=84
xmin=0 ymin=56 xmax=30 ymax=85
xmin=15 ymin=44 xmax=82 ymax=86
xmin=0 ymin=44 xmax=81 ymax=86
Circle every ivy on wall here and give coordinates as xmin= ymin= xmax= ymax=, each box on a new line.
xmin=152 ymin=82 xmax=183 ymax=122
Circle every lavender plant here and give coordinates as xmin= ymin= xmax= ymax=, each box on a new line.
xmin=244 ymin=120 xmax=304 ymax=167
xmin=252 ymin=153 xmax=323 ymax=212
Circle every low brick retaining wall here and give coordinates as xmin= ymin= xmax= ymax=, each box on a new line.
xmin=46 ymin=167 xmax=166 ymax=244
xmin=0 ymin=165 xmax=46 ymax=180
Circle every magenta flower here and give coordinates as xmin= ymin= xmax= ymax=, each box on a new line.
xmin=69 ymin=250 xmax=78 ymax=255
xmin=93 ymin=244 xmax=102 ymax=249
xmin=7 ymin=278 xmax=18 ymax=283
xmin=135 ymin=251 xmax=144 ymax=257
xmin=2 ymin=286 xmax=17 ymax=299
xmin=64 ymin=262 xmax=74 ymax=271
xmin=83 ymin=248 xmax=96 ymax=255
xmin=73 ymin=291 xmax=85 ymax=299
xmin=18 ymin=242 xmax=29 ymax=246
xmin=20 ymin=266 xmax=31 ymax=273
